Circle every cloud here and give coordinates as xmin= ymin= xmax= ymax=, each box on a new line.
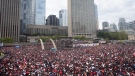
xmin=95 ymin=0 xmax=135 ymax=29
xmin=45 ymin=0 xmax=135 ymax=29
xmin=46 ymin=0 xmax=67 ymax=18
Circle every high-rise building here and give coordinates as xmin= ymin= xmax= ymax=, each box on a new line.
xmin=68 ymin=0 xmax=98 ymax=38
xmin=119 ymin=18 xmax=125 ymax=22
xmin=118 ymin=18 xmax=127 ymax=30
xmin=110 ymin=23 xmax=117 ymax=31
xmin=128 ymin=21 xmax=135 ymax=31
xmin=94 ymin=4 xmax=99 ymax=30
xmin=35 ymin=0 xmax=46 ymax=25
xmin=20 ymin=0 xmax=36 ymax=35
xmin=46 ymin=15 xmax=59 ymax=26
xmin=0 ymin=0 xmax=20 ymax=42
xmin=59 ymin=9 xmax=68 ymax=26
xmin=102 ymin=22 xmax=109 ymax=29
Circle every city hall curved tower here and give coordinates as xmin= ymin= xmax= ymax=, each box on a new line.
xmin=0 ymin=0 xmax=20 ymax=42
xmin=68 ymin=0 xmax=98 ymax=38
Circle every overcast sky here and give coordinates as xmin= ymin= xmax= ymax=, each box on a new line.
xmin=46 ymin=0 xmax=135 ymax=29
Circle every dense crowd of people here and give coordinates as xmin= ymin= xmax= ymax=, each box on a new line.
xmin=0 ymin=43 xmax=135 ymax=76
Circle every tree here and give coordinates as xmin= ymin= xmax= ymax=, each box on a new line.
xmin=97 ymin=32 xmax=128 ymax=40
xmin=0 ymin=38 xmax=3 ymax=42
xmin=97 ymin=32 xmax=104 ymax=38
xmin=80 ymin=36 xmax=86 ymax=40
xmin=73 ymin=36 xmax=80 ymax=40
xmin=2 ymin=38 xmax=13 ymax=43
xmin=54 ymin=35 xmax=61 ymax=40
xmin=73 ymin=36 xmax=86 ymax=40
xmin=40 ymin=37 xmax=49 ymax=42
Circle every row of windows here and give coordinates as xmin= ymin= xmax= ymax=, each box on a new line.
xmin=73 ymin=34 xmax=91 ymax=35
xmin=70 ymin=0 xmax=97 ymax=36
xmin=27 ymin=28 xmax=67 ymax=35
xmin=28 ymin=28 xmax=67 ymax=33
xmin=20 ymin=0 xmax=36 ymax=31
xmin=0 ymin=0 xmax=20 ymax=42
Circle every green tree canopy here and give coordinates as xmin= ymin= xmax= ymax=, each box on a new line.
xmin=73 ymin=36 xmax=86 ymax=40
xmin=0 ymin=38 xmax=3 ymax=42
xmin=1 ymin=38 xmax=13 ymax=43
xmin=97 ymin=32 xmax=128 ymax=40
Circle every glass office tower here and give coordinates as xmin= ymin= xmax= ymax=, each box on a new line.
xmin=20 ymin=0 xmax=36 ymax=35
xmin=59 ymin=9 xmax=68 ymax=26
xmin=35 ymin=0 xmax=46 ymax=25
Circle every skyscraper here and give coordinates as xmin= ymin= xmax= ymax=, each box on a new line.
xmin=118 ymin=18 xmax=127 ymax=30
xmin=35 ymin=0 xmax=46 ymax=25
xmin=20 ymin=0 xmax=36 ymax=35
xmin=0 ymin=0 xmax=20 ymax=42
xmin=94 ymin=4 xmax=99 ymax=30
xmin=110 ymin=23 xmax=117 ymax=31
xmin=46 ymin=15 xmax=59 ymax=26
xmin=128 ymin=21 xmax=135 ymax=31
xmin=59 ymin=9 xmax=68 ymax=26
xmin=68 ymin=0 xmax=98 ymax=38
xmin=102 ymin=22 xmax=109 ymax=29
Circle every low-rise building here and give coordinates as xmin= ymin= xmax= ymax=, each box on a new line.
xmin=125 ymin=30 xmax=135 ymax=40
xmin=27 ymin=36 xmax=39 ymax=42
xmin=128 ymin=34 xmax=135 ymax=40
xmin=27 ymin=25 xmax=68 ymax=36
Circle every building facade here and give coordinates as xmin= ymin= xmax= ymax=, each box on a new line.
xmin=59 ymin=9 xmax=68 ymax=26
xmin=125 ymin=30 xmax=135 ymax=40
xmin=110 ymin=23 xmax=117 ymax=32
xmin=94 ymin=4 xmax=99 ymax=30
xmin=128 ymin=34 xmax=135 ymax=40
xmin=118 ymin=18 xmax=128 ymax=31
xmin=35 ymin=0 xmax=46 ymax=25
xmin=46 ymin=15 xmax=59 ymax=26
xmin=0 ymin=0 xmax=20 ymax=42
xmin=128 ymin=21 xmax=135 ymax=31
xmin=102 ymin=22 xmax=109 ymax=30
xmin=27 ymin=25 xmax=68 ymax=36
xmin=68 ymin=0 xmax=98 ymax=38
xmin=20 ymin=0 xmax=36 ymax=35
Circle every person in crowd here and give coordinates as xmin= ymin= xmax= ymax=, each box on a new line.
xmin=0 ymin=44 xmax=134 ymax=76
